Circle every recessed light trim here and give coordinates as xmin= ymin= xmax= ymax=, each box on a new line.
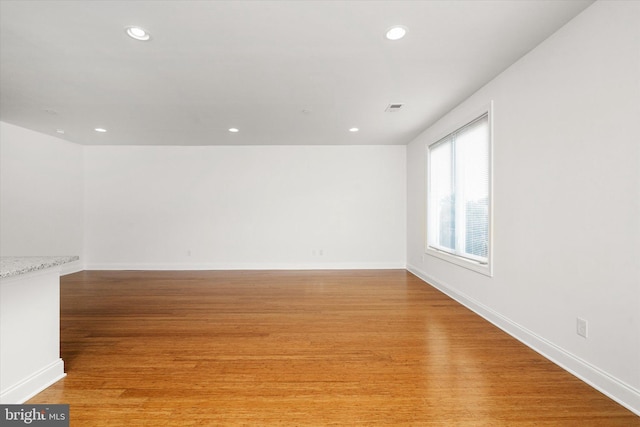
xmin=349 ymin=127 xmax=359 ymax=132
xmin=385 ymin=25 xmax=407 ymax=41
xmin=94 ymin=128 xmax=107 ymax=133
xmin=228 ymin=128 xmax=239 ymax=133
xmin=126 ymin=26 xmax=150 ymax=41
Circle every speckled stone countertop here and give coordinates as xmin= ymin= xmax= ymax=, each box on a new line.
xmin=0 ymin=256 xmax=79 ymax=279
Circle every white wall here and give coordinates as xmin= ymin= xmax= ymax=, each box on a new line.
xmin=84 ymin=145 xmax=406 ymax=270
xmin=0 ymin=122 xmax=84 ymax=274
xmin=407 ymin=0 xmax=639 ymax=414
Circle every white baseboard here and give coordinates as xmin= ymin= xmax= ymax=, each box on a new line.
xmin=406 ymin=264 xmax=640 ymax=417
xmin=83 ymin=262 xmax=406 ymax=271
xmin=0 ymin=359 xmax=66 ymax=404
xmin=61 ymin=260 xmax=83 ymax=276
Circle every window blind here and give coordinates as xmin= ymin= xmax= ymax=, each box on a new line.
xmin=428 ymin=113 xmax=489 ymax=264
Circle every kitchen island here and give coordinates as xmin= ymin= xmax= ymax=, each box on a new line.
xmin=0 ymin=256 xmax=78 ymax=403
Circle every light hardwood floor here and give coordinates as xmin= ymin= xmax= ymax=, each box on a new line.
xmin=29 ymin=270 xmax=638 ymax=426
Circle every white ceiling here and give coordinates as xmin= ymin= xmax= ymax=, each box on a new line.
xmin=0 ymin=0 xmax=593 ymax=146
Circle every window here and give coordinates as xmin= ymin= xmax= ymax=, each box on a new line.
xmin=426 ymin=108 xmax=492 ymax=275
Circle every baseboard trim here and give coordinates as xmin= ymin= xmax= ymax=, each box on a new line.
xmin=0 ymin=359 xmax=66 ymax=404
xmin=61 ymin=260 xmax=83 ymax=276
xmin=406 ymin=264 xmax=640 ymax=417
xmin=83 ymin=262 xmax=406 ymax=271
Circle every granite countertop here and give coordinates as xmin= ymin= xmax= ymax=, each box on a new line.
xmin=0 ymin=256 xmax=79 ymax=279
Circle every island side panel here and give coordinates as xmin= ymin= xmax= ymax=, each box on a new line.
xmin=0 ymin=267 xmax=65 ymax=403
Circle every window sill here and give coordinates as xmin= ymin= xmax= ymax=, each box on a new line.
xmin=425 ymin=247 xmax=493 ymax=277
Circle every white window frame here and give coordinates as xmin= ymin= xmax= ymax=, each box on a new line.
xmin=425 ymin=102 xmax=493 ymax=277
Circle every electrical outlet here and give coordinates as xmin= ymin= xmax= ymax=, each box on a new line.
xmin=576 ymin=318 xmax=588 ymax=338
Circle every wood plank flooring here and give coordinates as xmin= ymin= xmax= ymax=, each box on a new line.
xmin=29 ymin=270 xmax=638 ymax=426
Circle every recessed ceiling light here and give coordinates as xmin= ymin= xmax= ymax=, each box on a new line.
xmin=349 ymin=127 xmax=359 ymax=132
xmin=228 ymin=128 xmax=239 ymax=133
xmin=56 ymin=129 xmax=65 ymax=134
xmin=126 ymin=26 xmax=150 ymax=41
xmin=385 ymin=25 xmax=407 ymax=41
xmin=94 ymin=128 xmax=107 ymax=133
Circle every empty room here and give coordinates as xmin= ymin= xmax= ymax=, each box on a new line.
xmin=0 ymin=0 xmax=638 ymax=425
